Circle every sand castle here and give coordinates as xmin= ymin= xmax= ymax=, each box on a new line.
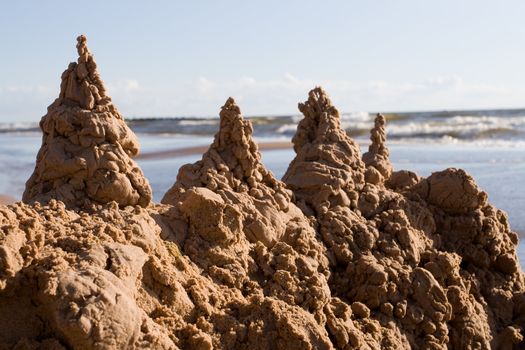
xmin=23 ymin=35 xmax=152 ymax=209
xmin=0 ymin=36 xmax=524 ymax=349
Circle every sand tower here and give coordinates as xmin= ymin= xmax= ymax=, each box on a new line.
xmin=162 ymin=97 xmax=289 ymax=203
xmin=23 ymin=35 xmax=151 ymax=208
xmin=283 ymin=87 xmax=367 ymax=213
xmin=362 ymin=113 xmax=393 ymax=184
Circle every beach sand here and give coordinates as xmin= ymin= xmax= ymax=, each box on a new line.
xmin=136 ymin=141 xmax=293 ymax=160
xmin=0 ymin=194 xmax=16 ymax=205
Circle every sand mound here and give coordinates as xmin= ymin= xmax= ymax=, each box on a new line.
xmin=0 ymin=39 xmax=524 ymax=349
xmin=23 ymin=35 xmax=151 ymax=209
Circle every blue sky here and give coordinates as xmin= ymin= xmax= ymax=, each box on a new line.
xmin=1 ymin=0 xmax=525 ymax=121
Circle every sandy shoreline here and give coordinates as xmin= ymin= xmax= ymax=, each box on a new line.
xmin=136 ymin=141 xmax=293 ymax=160
xmin=0 ymin=194 xmax=16 ymax=205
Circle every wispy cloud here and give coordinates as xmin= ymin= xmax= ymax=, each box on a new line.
xmin=0 ymin=85 xmax=56 ymax=121
xmin=106 ymin=79 xmax=141 ymax=92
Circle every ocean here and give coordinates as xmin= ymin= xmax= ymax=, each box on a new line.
xmin=0 ymin=109 xmax=524 ymax=263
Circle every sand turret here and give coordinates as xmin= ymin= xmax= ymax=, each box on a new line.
xmin=162 ymin=97 xmax=286 ymax=202
xmin=60 ymin=34 xmax=109 ymax=109
xmin=283 ymin=87 xmax=366 ymax=214
xmin=162 ymin=97 xmax=300 ymax=248
xmin=211 ymin=97 xmax=260 ymax=182
xmin=22 ymin=35 xmax=152 ymax=208
xmin=291 ymin=87 xmax=363 ymax=166
xmin=362 ymin=113 xmax=393 ymax=183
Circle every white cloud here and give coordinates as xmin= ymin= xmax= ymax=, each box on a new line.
xmin=238 ymin=76 xmax=257 ymax=86
xmin=195 ymin=77 xmax=214 ymax=94
xmin=106 ymin=79 xmax=141 ymax=92
xmin=284 ymin=73 xmax=300 ymax=84
xmin=423 ymin=75 xmax=463 ymax=88
xmin=0 ymin=85 xmax=56 ymax=121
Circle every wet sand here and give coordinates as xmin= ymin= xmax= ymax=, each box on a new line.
xmin=0 ymin=194 xmax=16 ymax=205
xmin=136 ymin=141 xmax=293 ymax=160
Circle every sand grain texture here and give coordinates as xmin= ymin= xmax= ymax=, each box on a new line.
xmin=0 ymin=38 xmax=524 ymax=350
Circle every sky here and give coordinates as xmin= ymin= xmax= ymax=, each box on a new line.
xmin=1 ymin=0 xmax=525 ymax=121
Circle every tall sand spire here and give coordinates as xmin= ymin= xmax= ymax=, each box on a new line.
xmin=22 ymin=35 xmax=152 ymax=208
xmin=209 ymin=96 xmax=261 ymax=184
xmin=283 ymin=86 xmax=366 ymax=213
xmin=60 ymin=35 xmax=108 ymax=109
xmin=292 ymin=87 xmax=362 ymax=163
xmin=362 ymin=113 xmax=393 ymax=184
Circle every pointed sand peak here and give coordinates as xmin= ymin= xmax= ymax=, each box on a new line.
xmin=23 ymin=36 xmax=151 ymax=209
xmin=76 ymin=35 xmax=90 ymax=62
xmin=58 ymin=35 xmax=109 ymax=110
xmin=290 ymin=87 xmax=363 ymax=166
xmin=298 ymin=86 xmax=339 ymax=121
xmin=220 ymin=97 xmax=241 ymax=117
xmin=212 ymin=97 xmax=256 ymax=154
xmin=292 ymin=86 xmax=348 ymax=152
xmin=362 ymin=113 xmax=393 ymax=182
xmin=162 ymin=98 xmax=284 ymax=203
xmin=204 ymin=97 xmax=265 ymax=185
xmin=283 ymin=87 xmax=366 ymax=208
xmin=366 ymin=114 xmax=389 ymax=159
